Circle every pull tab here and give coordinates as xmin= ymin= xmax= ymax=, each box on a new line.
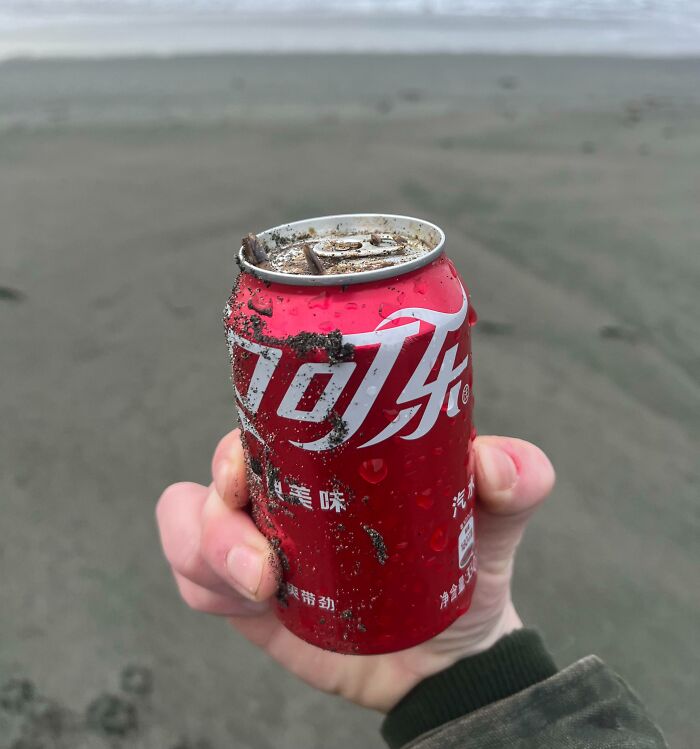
xmin=314 ymin=233 xmax=407 ymax=259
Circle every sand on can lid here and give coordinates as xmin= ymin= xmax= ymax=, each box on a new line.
xmin=238 ymin=214 xmax=445 ymax=286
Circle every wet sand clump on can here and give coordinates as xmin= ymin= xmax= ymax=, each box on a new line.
xmin=247 ymin=298 xmax=273 ymax=317
xmin=244 ymin=313 xmax=355 ymax=364
xmin=362 ymin=526 xmax=388 ymax=565
xmin=327 ymin=412 xmax=350 ymax=448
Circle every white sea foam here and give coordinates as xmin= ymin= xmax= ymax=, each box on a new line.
xmin=1 ymin=0 xmax=699 ymax=58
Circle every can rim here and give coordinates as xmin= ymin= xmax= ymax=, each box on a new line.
xmin=237 ymin=213 xmax=446 ymax=286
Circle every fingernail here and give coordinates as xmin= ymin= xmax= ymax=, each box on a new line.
xmin=226 ymin=545 xmax=264 ymax=599
xmin=236 ymin=598 xmax=271 ymax=616
xmin=477 ymin=443 xmax=518 ymax=492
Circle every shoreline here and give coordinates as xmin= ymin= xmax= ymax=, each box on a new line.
xmin=5 ymin=50 xmax=700 ymax=62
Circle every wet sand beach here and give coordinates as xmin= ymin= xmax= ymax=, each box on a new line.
xmin=1 ymin=54 xmax=699 ymax=747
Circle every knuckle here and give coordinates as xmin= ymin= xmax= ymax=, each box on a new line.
xmin=164 ymin=534 xmax=202 ymax=578
xmin=177 ymin=579 xmax=218 ymax=613
xmin=200 ymin=507 xmax=243 ymax=565
xmin=198 ymin=512 xmax=219 ymax=557
xmin=156 ymin=484 xmax=208 ymax=574
xmin=155 ymin=482 xmax=197 ymax=523
xmin=155 ymin=486 xmax=177 ymax=524
xmin=212 ymin=429 xmax=240 ymax=475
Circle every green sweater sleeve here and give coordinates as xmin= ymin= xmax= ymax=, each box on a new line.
xmin=381 ymin=629 xmax=667 ymax=749
xmin=381 ymin=630 xmax=557 ymax=748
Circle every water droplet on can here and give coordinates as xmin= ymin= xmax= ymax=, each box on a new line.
xmin=358 ymin=458 xmax=388 ymax=484
xmin=416 ymin=493 xmax=434 ymax=510
xmin=430 ymin=526 xmax=448 ymax=552
xmin=413 ymin=280 xmax=427 ymax=295
xmin=447 ymin=259 xmax=459 ymax=278
xmin=309 ymin=292 xmax=330 ymax=310
xmin=379 ymin=303 xmax=398 ymax=319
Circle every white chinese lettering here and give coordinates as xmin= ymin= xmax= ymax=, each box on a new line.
xmin=227 ymin=331 xmax=282 ymax=414
xmin=318 ymin=596 xmax=335 ymax=611
xmin=452 ymin=488 xmax=466 ymax=518
xmin=301 ymin=590 xmax=316 ymax=606
xmin=294 ymin=322 xmax=420 ymax=451
xmin=464 ymin=556 xmax=477 ymax=583
xmin=319 ymin=490 xmax=346 ymax=513
xmin=459 ymin=515 xmax=475 ymax=569
xmin=289 ymin=484 xmax=313 ymax=510
xmin=370 ymin=285 xmax=469 ymax=444
xmin=277 ymin=362 xmax=356 ymax=423
xmin=231 ymin=284 xmax=470 ymax=452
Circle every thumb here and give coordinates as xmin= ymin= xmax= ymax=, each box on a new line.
xmin=475 ymin=436 xmax=555 ymax=516
xmin=473 ymin=436 xmax=555 ymax=572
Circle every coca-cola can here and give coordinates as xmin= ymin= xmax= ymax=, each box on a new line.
xmin=224 ymin=214 xmax=477 ymax=654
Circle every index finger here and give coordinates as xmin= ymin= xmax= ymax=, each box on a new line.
xmin=211 ymin=428 xmax=249 ymax=509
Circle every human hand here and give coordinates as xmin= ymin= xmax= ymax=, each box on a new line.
xmin=156 ymin=430 xmax=554 ymax=712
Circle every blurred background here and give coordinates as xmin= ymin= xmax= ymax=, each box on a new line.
xmin=1 ymin=1 xmax=699 ymax=747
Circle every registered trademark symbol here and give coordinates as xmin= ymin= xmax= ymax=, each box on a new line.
xmin=461 ymin=383 xmax=470 ymax=405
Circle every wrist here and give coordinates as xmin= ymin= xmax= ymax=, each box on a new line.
xmin=468 ymin=600 xmax=524 ymax=655
xmin=428 ymin=601 xmax=525 ymax=678
xmin=373 ymin=602 xmax=524 ymax=714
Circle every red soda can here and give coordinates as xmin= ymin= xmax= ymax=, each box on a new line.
xmin=224 ymin=214 xmax=477 ymax=654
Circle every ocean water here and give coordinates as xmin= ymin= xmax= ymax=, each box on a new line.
xmin=0 ymin=0 xmax=696 ymax=16
xmin=1 ymin=0 xmax=699 ymax=58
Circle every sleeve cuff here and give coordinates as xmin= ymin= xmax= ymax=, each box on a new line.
xmin=380 ymin=629 xmax=558 ymax=749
